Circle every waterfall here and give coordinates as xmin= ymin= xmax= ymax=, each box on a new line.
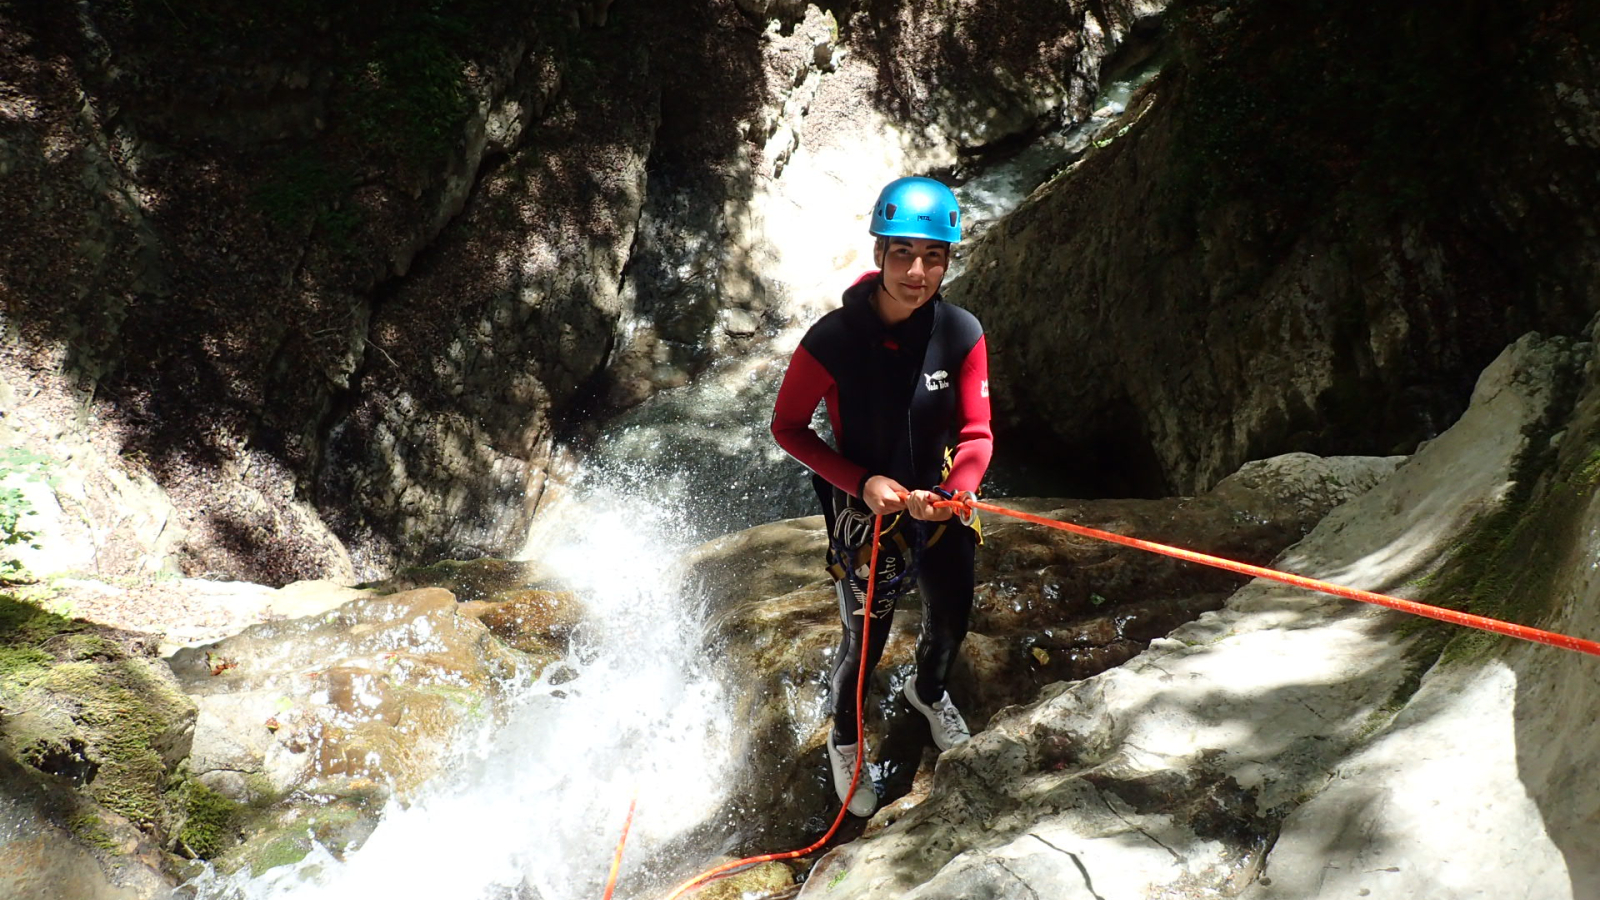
xmin=179 ymin=57 xmax=1163 ymax=900
xmin=184 ymin=468 xmax=738 ymax=900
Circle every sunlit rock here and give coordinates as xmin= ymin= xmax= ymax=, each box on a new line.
xmin=461 ymin=589 xmax=583 ymax=655
xmin=798 ymin=333 xmax=1596 ymax=897
xmin=166 ymin=588 xmax=531 ymax=874
xmin=694 ymin=451 xmax=1397 ymax=853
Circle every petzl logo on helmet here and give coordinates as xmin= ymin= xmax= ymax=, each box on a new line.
xmin=869 ymin=177 xmax=962 ymax=244
xmin=924 ymin=370 xmax=950 ymax=391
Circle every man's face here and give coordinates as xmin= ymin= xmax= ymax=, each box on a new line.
xmin=875 ymin=238 xmax=950 ymax=321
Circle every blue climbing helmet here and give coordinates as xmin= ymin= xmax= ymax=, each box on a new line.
xmin=869 ymin=176 xmax=961 ymax=244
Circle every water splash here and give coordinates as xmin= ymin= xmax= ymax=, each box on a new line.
xmin=186 ymin=470 xmax=737 ymax=900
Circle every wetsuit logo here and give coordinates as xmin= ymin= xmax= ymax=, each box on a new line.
xmin=923 ymin=370 xmax=950 ymax=391
xmin=980 ymin=379 xmax=989 ymax=398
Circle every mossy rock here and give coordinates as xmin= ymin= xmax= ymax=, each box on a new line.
xmin=25 ymin=657 xmax=196 ymax=835
xmin=214 ymin=777 xmax=388 ymax=878
xmin=689 ymin=861 xmax=794 ymax=899
xmin=175 ymin=779 xmax=243 ymax=860
xmin=0 ymin=593 xmax=196 ymax=845
xmin=0 ymin=728 xmax=179 ymax=898
xmin=363 ymin=557 xmax=543 ymax=603
xmin=0 ymin=593 xmax=82 ymax=689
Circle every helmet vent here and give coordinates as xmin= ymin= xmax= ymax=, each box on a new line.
xmin=949 ymin=211 xmax=958 ymax=227
xmin=884 ymin=203 xmax=897 ymax=220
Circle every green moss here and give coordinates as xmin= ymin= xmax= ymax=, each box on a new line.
xmin=1417 ymin=401 xmax=1595 ymax=662
xmin=249 ymin=832 xmax=314 ymax=876
xmin=67 ymin=813 xmax=121 ymax=854
xmin=0 ymin=593 xmax=82 ymax=646
xmin=0 ymin=594 xmax=83 ymax=688
xmin=36 ymin=659 xmax=191 ymax=830
xmin=233 ymin=792 xmax=379 ymax=876
xmin=178 ymin=781 xmax=242 ymax=860
xmin=0 ymin=644 xmax=53 ymax=688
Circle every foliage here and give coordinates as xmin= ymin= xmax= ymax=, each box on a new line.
xmin=178 ymin=780 xmax=241 ymax=860
xmin=339 ymin=12 xmax=477 ymax=166
xmin=0 ymin=448 xmax=52 ymax=582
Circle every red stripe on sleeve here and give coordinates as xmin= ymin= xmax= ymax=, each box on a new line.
xmin=771 ymin=344 xmax=869 ymax=497
xmin=942 ymin=333 xmax=993 ymax=494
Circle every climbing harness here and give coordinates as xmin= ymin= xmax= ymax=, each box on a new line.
xmin=599 ymin=494 xmax=1600 ymax=898
xmin=824 ymin=457 xmax=978 ymax=609
xmin=826 ymin=506 xmax=921 ymax=612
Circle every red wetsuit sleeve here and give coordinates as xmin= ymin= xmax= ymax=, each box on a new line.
xmin=771 ymin=343 xmax=870 ymax=497
xmin=941 ymin=333 xmax=993 ymax=494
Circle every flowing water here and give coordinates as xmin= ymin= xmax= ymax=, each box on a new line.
xmin=185 ymin=469 xmax=739 ymax=900
xmin=181 ymin=59 xmax=1162 ymax=900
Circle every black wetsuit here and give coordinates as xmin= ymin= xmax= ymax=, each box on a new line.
xmin=771 ymin=273 xmax=992 ymax=744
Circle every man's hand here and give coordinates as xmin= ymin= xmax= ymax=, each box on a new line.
xmin=862 ymin=475 xmax=909 ymax=516
xmin=906 ymin=489 xmax=955 ymax=522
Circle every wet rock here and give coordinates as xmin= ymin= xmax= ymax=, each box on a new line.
xmin=696 ymin=450 xmax=1397 ymax=853
xmin=0 ymin=753 xmax=173 ymax=900
xmin=166 ymin=588 xmax=531 ymax=874
xmin=798 ymin=334 xmax=1593 ymax=897
xmin=463 ymin=589 xmax=583 ymax=655
xmin=0 ymin=603 xmax=197 ymax=847
xmin=687 ymin=860 xmax=795 ymax=899
xmin=369 ymin=557 xmax=546 ymax=604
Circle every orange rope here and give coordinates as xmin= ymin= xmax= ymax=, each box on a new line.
xmin=648 ymin=515 xmax=886 ymax=900
xmin=603 ymin=491 xmax=1599 ymax=899
xmin=940 ymin=496 xmax=1600 ymax=658
xmin=601 ymin=794 xmax=638 ymax=900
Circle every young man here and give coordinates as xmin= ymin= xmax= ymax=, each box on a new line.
xmin=770 ymin=176 xmax=993 ymax=816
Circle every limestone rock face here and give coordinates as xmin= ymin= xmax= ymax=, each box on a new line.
xmin=166 ymin=588 xmax=531 ymax=874
xmin=694 ymin=451 xmax=1397 ymax=852
xmin=0 ymin=0 xmax=1162 ymax=581
xmin=950 ymin=0 xmax=1600 ymax=498
xmin=795 ymin=333 xmax=1598 ymax=897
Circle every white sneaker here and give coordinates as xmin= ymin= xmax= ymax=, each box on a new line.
xmin=903 ymin=681 xmax=970 ymax=751
xmin=826 ymin=734 xmax=878 ymax=817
